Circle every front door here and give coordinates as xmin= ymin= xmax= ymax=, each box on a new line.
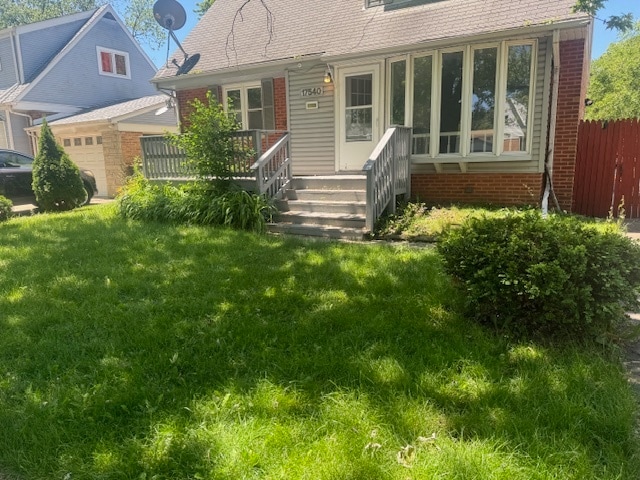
xmin=337 ymin=64 xmax=381 ymax=171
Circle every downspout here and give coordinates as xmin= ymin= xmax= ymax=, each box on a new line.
xmin=542 ymin=30 xmax=561 ymax=215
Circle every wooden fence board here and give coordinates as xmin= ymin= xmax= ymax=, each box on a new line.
xmin=573 ymin=119 xmax=640 ymax=218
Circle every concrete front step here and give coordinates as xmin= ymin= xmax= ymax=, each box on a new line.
xmin=274 ymin=211 xmax=366 ymax=229
xmin=276 ymin=199 xmax=366 ymax=215
xmin=285 ymin=188 xmax=366 ymax=202
xmin=290 ymin=175 xmax=366 ymax=191
xmin=268 ymin=222 xmax=366 ymax=241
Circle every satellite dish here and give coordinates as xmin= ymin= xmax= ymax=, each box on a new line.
xmin=153 ymin=0 xmax=200 ymax=76
xmin=153 ymin=0 xmax=186 ymax=30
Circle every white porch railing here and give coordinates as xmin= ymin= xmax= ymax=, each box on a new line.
xmin=362 ymin=126 xmax=412 ymax=231
xmin=250 ymin=133 xmax=292 ymax=199
xmin=140 ymin=130 xmax=291 ymax=198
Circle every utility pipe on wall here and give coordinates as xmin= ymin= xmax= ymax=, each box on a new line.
xmin=542 ymin=29 xmax=561 ymax=216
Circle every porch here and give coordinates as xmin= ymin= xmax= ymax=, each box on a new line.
xmin=139 ymin=128 xmax=412 ymax=239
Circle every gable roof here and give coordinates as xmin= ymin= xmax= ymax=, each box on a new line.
xmin=153 ymin=0 xmax=590 ymax=83
xmin=13 ymin=5 xmax=157 ymax=104
xmin=47 ymin=95 xmax=170 ymax=126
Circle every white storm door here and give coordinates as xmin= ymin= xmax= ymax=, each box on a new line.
xmin=338 ymin=64 xmax=381 ymax=171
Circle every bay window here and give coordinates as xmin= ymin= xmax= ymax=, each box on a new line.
xmin=387 ymin=39 xmax=536 ymax=158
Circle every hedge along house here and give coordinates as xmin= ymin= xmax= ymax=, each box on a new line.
xmin=150 ymin=0 xmax=592 ymax=237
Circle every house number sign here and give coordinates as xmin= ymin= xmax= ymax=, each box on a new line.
xmin=301 ymin=87 xmax=324 ymax=97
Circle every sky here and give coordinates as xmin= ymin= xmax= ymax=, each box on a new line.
xmin=144 ymin=0 xmax=640 ymax=67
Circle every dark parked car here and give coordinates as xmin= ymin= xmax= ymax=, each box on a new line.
xmin=0 ymin=149 xmax=98 ymax=205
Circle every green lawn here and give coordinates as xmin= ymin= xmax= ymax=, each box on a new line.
xmin=0 ymin=205 xmax=638 ymax=479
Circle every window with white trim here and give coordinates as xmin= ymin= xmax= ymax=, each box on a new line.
xmin=97 ymin=47 xmax=130 ymax=78
xmin=223 ymin=84 xmax=263 ymax=129
xmin=387 ymin=40 xmax=536 ymax=158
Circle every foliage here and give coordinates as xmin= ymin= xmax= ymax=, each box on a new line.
xmin=586 ymin=23 xmax=640 ymax=120
xmin=438 ymin=211 xmax=640 ymax=339
xmin=0 ymin=195 xmax=12 ymax=222
xmin=0 ymin=0 xmax=165 ymax=50
xmin=0 ymin=206 xmax=638 ymax=479
xmin=117 ymin=172 xmax=274 ymax=232
xmin=31 ymin=119 xmax=86 ymax=212
xmin=168 ymin=90 xmax=249 ymax=189
xmin=194 ymin=0 xmax=215 ymax=18
xmin=573 ymin=0 xmax=634 ymax=31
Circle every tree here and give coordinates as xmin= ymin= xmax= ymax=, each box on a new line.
xmin=32 ymin=119 xmax=87 ymax=212
xmin=194 ymin=0 xmax=214 ymax=18
xmin=585 ymin=23 xmax=640 ymax=120
xmin=0 ymin=0 xmax=165 ymax=50
xmin=573 ymin=0 xmax=634 ymax=31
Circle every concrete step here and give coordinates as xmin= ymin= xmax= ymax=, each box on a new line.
xmin=268 ymin=222 xmax=366 ymax=241
xmin=290 ymin=175 xmax=366 ymax=191
xmin=285 ymin=188 xmax=366 ymax=202
xmin=276 ymin=199 xmax=366 ymax=215
xmin=274 ymin=211 xmax=366 ymax=229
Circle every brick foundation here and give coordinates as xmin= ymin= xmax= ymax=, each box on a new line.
xmin=411 ymin=173 xmax=543 ymax=207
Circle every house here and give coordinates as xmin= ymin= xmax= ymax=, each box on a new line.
xmin=26 ymin=95 xmax=179 ymax=197
xmin=0 ymin=5 xmax=174 ymax=195
xmin=149 ymin=0 xmax=592 ymax=234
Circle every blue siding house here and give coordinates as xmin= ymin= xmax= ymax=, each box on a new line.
xmin=0 ymin=5 xmax=158 ymax=155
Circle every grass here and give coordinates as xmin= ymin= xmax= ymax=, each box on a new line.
xmin=375 ymin=203 xmax=626 ymax=241
xmin=0 ymin=205 xmax=638 ymax=479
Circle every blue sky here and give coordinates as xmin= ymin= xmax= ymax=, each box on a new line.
xmin=145 ymin=0 xmax=639 ymax=67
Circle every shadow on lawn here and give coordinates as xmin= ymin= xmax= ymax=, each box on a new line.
xmin=0 ymin=209 xmax=636 ymax=478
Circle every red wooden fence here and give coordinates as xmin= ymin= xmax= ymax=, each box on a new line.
xmin=573 ymin=119 xmax=640 ymax=218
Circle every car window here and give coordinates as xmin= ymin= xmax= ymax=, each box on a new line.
xmin=0 ymin=152 xmax=33 ymax=168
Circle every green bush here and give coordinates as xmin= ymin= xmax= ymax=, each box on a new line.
xmin=0 ymin=195 xmax=12 ymax=222
xmin=116 ymin=173 xmax=274 ymax=233
xmin=32 ymin=119 xmax=86 ymax=212
xmin=437 ymin=211 xmax=640 ymax=339
xmin=167 ymin=90 xmax=250 ymax=189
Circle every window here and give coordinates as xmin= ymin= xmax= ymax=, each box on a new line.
xmin=97 ymin=47 xmax=130 ymax=78
xmin=345 ymin=74 xmax=373 ymax=142
xmin=85 ymin=137 xmax=93 ymax=146
xmin=224 ymin=84 xmax=263 ymax=129
xmin=96 ymin=136 xmax=103 ymax=145
xmin=63 ymin=139 xmax=71 ymax=147
xmin=388 ymin=40 xmax=536 ymax=158
xmin=74 ymin=138 xmax=82 ymax=146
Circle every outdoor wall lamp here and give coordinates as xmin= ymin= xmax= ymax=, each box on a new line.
xmin=323 ymin=65 xmax=333 ymax=84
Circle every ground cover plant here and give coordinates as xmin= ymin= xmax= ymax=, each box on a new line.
xmin=0 ymin=205 xmax=638 ymax=479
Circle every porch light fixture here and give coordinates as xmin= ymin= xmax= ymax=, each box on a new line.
xmin=323 ymin=66 xmax=333 ymax=84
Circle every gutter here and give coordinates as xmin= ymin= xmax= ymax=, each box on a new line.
xmin=542 ymin=29 xmax=561 ymax=215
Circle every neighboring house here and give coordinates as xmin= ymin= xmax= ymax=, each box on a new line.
xmin=0 ymin=5 xmax=160 ymax=160
xmin=26 ymin=95 xmax=179 ymax=197
xmin=151 ymin=0 xmax=592 ymax=212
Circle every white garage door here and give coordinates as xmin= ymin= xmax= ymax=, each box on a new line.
xmin=61 ymin=136 xmax=107 ymax=197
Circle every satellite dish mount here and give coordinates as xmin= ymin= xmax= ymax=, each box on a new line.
xmin=153 ymin=0 xmax=200 ymax=75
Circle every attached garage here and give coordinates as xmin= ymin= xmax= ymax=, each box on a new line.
xmin=27 ymin=95 xmax=178 ymax=197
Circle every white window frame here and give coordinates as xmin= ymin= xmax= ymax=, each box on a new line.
xmin=96 ymin=46 xmax=131 ymax=79
xmin=223 ymin=83 xmax=262 ymax=129
xmin=387 ymin=39 xmax=537 ymax=161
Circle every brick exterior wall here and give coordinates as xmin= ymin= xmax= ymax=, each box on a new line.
xmin=553 ymin=38 xmax=586 ymax=211
xmin=411 ymin=173 xmax=543 ymax=206
xmin=176 ymin=80 xmax=288 ymax=131
xmin=102 ymin=130 xmax=146 ymax=197
xmin=273 ymin=77 xmax=288 ymax=130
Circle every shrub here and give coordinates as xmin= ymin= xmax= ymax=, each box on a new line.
xmin=117 ymin=173 xmax=274 ymax=233
xmin=32 ymin=119 xmax=86 ymax=212
xmin=167 ymin=90 xmax=251 ymax=189
xmin=437 ymin=211 xmax=640 ymax=339
xmin=0 ymin=195 xmax=12 ymax=222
